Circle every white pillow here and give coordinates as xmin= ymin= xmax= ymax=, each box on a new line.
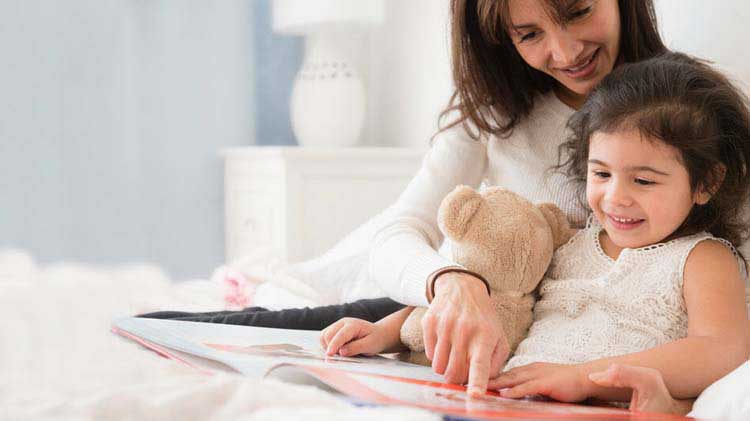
xmin=689 ymin=361 xmax=750 ymax=420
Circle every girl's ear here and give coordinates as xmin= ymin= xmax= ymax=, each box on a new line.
xmin=694 ymin=188 xmax=711 ymax=205
xmin=694 ymin=163 xmax=727 ymax=205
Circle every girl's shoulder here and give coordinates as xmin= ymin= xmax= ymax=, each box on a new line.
xmin=681 ymin=235 xmax=747 ymax=287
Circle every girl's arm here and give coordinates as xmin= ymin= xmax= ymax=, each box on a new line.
xmin=584 ymin=239 xmax=750 ymax=400
xmin=491 ymin=240 xmax=750 ymax=402
xmin=321 ymin=306 xmax=415 ymax=356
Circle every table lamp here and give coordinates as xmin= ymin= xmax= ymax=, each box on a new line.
xmin=272 ymin=0 xmax=384 ymax=147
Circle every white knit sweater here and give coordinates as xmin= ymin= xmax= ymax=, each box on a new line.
xmin=369 ymin=92 xmax=584 ymax=306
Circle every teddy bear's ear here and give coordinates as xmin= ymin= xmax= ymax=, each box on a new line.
xmin=438 ymin=185 xmax=484 ymax=241
xmin=536 ymin=203 xmax=575 ymax=249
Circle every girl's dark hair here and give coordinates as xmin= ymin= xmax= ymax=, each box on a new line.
xmin=440 ymin=0 xmax=667 ymax=139
xmin=560 ymin=51 xmax=750 ymax=246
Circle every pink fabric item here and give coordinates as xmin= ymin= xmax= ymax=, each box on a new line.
xmin=212 ymin=266 xmax=257 ymax=310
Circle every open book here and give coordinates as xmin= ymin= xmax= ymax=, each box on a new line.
xmin=112 ymin=317 xmax=689 ymax=420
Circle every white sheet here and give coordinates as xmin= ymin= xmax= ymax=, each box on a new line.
xmin=0 ymin=249 xmax=438 ymax=421
xmin=3 ymin=248 xmax=747 ymax=420
xmin=690 ymin=361 xmax=750 ymax=420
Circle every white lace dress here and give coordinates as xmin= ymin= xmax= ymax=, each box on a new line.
xmin=505 ymin=217 xmax=741 ymax=370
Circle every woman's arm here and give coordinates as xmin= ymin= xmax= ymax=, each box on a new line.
xmin=369 ymin=130 xmax=507 ymax=393
xmin=368 ymin=128 xmax=488 ymax=306
xmin=491 ymin=239 xmax=750 ymax=401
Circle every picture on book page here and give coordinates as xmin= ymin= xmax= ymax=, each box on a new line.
xmin=204 ymin=342 xmax=365 ymax=364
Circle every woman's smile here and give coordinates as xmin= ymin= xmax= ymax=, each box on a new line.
xmin=555 ymin=47 xmax=600 ymax=80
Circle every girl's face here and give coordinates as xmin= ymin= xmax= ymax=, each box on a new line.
xmin=507 ymin=0 xmax=621 ymax=107
xmin=586 ymin=129 xmax=710 ymax=257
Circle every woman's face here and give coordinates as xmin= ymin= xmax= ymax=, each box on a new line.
xmin=507 ymin=0 xmax=621 ymax=106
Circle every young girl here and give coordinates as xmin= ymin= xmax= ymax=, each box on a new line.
xmin=321 ymin=52 xmax=750 ymax=409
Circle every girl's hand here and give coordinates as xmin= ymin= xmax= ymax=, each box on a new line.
xmin=424 ymin=272 xmax=509 ymax=396
xmin=489 ymin=362 xmax=592 ymax=402
xmin=320 ymin=317 xmax=394 ymax=357
xmin=588 ymin=364 xmax=688 ymax=414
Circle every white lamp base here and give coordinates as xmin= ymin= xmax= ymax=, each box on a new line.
xmin=290 ymin=32 xmax=365 ymax=147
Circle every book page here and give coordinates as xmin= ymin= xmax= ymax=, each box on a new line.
xmin=113 ymin=317 xmax=442 ymax=382
xmin=280 ymin=366 xmax=687 ymax=420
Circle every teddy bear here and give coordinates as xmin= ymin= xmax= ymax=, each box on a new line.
xmin=400 ymin=185 xmax=575 ymax=360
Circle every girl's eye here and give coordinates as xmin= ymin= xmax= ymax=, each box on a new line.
xmin=591 ymin=170 xmax=610 ymax=179
xmin=634 ymin=178 xmax=655 ymax=186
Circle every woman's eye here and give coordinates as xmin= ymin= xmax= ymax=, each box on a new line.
xmin=634 ymin=178 xmax=655 ymax=186
xmin=570 ymin=6 xmax=592 ymax=20
xmin=519 ymin=31 xmax=539 ymax=42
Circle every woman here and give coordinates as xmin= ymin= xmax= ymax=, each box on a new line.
xmin=143 ymin=0 xmax=669 ymax=394
xmin=366 ymin=0 xmax=666 ymax=394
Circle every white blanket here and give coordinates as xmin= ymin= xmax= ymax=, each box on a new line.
xmin=0 ymin=249 xmax=438 ymax=421
xmin=3 ymin=248 xmax=747 ymax=420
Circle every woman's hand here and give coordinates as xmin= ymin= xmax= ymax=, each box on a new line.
xmin=422 ymin=272 xmax=509 ymax=396
xmin=489 ymin=362 xmax=592 ymax=402
xmin=588 ymin=364 xmax=689 ymax=414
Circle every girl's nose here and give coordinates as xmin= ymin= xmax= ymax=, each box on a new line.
xmin=549 ymin=30 xmax=585 ymax=66
xmin=605 ymin=181 xmax=634 ymax=207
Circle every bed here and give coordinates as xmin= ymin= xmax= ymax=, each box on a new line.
xmin=0 ymin=249 xmax=438 ymax=420
xmin=1 ymin=248 xmax=747 ymax=420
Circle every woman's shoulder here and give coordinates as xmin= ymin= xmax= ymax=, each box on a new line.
xmin=431 ymin=108 xmax=491 ymax=153
xmin=533 ymin=90 xmax=576 ymax=119
xmin=434 ymin=91 xmax=573 ymax=145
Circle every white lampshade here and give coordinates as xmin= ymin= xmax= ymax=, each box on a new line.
xmin=272 ymin=0 xmax=384 ymax=35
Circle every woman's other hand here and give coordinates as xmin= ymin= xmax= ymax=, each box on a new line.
xmin=423 ymin=272 xmax=509 ymax=396
xmin=589 ymin=364 xmax=690 ymax=414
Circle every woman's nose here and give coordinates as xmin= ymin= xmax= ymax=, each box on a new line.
xmin=549 ymin=30 xmax=584 ymax=66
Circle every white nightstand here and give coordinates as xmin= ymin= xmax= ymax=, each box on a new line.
xmin=222 ymin=146 xmax=425 ymax=264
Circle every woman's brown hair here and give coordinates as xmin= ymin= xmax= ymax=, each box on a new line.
xmin=560 ymin=52 xmax=750 ymax=247
xmin=440 ymin=0 xmax=667 ymax=139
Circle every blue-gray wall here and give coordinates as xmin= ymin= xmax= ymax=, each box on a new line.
xmin=0 ymin=1 xmax=302 ymax=279
xmin=254 ymin=0 xmax=302 ymax=146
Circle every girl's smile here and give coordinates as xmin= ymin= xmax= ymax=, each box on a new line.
xmin=605 ymin=214 xmax=644 ymax=231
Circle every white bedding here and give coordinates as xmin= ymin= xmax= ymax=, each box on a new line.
xmin=0 ymin=250 xmax=438 ymax=421
xmin=2 ymin=248 xmax=747 ymax=420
